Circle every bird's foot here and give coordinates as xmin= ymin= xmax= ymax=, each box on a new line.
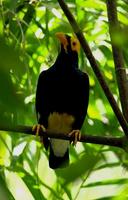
xmin=32 ymin=124 xmax=49 ymax=149
xmin=68 ymin=130 xmax=81 ymax=145
xmin=32 ymin=124 xmax=46 ymax=136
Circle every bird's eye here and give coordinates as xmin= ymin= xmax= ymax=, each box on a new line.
xmin=71 ymin=37 xmax=80 ymax=52
xmin=72 ymin=42 xmax=76 ymax=46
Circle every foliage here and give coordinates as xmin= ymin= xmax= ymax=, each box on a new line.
xmin=0 ymin=0 xmax=128 ymax=199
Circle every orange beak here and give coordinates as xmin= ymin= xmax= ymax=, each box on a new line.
xmin=55 ymin=32 xmax=68 ymax=52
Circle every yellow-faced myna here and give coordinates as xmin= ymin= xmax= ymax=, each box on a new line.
xmin=34 ymin=33 xmax=89 ymax=169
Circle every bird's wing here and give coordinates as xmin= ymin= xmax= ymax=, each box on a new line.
xmin=35 ymin=71 xmax=50 ymax=149
xmin=36 ymin=71 xmax=48 ymax=125
xmin=73 ymin=71 xmax=89 ymax=130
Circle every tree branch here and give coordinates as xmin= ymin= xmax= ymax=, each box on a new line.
xmin=0 ymin=125 xmax=124 ymax=149
xmin=57 ymin=0 xmax=128 ymax=137
xmin=106 ymin=0 xmax=128 ymax=122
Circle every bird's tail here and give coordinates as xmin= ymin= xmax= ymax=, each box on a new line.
xmin=49 ymin=143 xmax=69 ymax=169
xmin=47 ymin=112 xmax=74 ymax=169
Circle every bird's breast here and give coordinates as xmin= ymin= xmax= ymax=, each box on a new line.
xmin=44 ymin=74 xmax=82 ymax=115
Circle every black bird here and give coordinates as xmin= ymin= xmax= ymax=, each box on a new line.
xmin=34 ymin=32 xmax=89 ymax=169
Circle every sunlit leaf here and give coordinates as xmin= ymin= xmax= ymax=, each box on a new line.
xmin=55 ymin=153 xmax=101 ymax=183
xmin=83 ymin=178 xmax=128 ymax=188
xmin=0 ymin=173 xmax=15 ymax=200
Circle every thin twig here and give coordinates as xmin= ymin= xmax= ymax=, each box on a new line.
xmin=0 ymin=125 xmax=124 ymax=148
xmin=106 ymin=0 xmax=128 ymax=122
xmin=57 ymin=0 xmax=128 ymax=137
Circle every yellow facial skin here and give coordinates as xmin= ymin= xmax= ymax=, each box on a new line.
xmin=71 ymin=36 xmax=80 ymax=52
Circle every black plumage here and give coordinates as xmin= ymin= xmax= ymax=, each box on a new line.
xmin=35 ymin=33 xmax=89 ymax=169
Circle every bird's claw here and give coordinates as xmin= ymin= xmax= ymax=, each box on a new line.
xmin=68 ymin=130 xmax=81 ymax=146
xmin=32 ymin=124 xmax=46 ymax=136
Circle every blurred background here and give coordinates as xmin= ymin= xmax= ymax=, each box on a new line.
xmin=0 ymin=0 xmax=128 ymax=199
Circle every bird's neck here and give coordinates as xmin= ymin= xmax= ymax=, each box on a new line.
xmin=55 ymin=51 xmax=78 ymax=72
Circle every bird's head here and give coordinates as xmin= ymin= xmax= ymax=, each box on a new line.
xmin=56 ymin=32 xmax=80 ymax=69
xmin=56 ymin=32 xmax=80 ymax=54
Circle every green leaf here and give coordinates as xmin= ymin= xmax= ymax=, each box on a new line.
xmin=0 ymin=172 xmax=15 ymax=200
xmin=82 ymin=178 xmax=128 ymax=188
xmin=55 ymin=153 xmax=101 ymax=183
